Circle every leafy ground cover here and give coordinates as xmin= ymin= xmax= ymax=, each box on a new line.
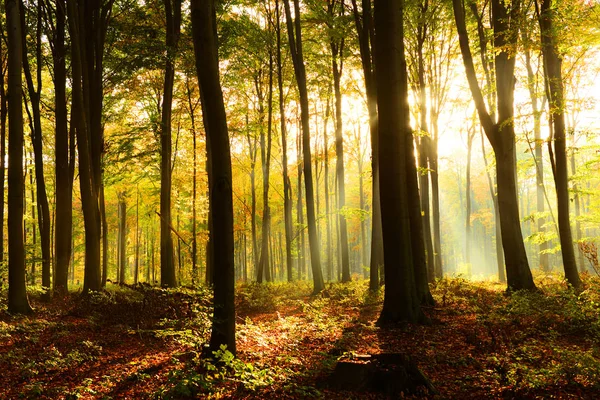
xmin=1 ymin=275 xmax=600 ymax=399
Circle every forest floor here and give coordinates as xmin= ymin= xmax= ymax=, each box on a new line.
xmin=1 ymin=275 xmax=600 ymax=399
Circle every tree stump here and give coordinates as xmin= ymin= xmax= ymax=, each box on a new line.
xmin=328 ymin=353 xmax=437 ymax=396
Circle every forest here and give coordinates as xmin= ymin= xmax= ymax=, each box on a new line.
xmin=1 ymin=0 xmax=600 ymax=398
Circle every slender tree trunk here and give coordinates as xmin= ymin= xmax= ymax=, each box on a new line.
xmin=160 ymin=0 xmax=181 ymax=288
xmin=539 ymin=0 xmax=581 ymax=289
xmin=414 ymin=0 xmax=435 ymax=283
xmin=191 ymin=0 xmax=236 ymax=354
xmin=282 ymin=0 xmax=324 ymax=293
xmin=186 ymin=78 xmax=199 ymax=285
xmin=524 ymin=43 xmax=549 ymax=271
xmin=246 ymin=115 xmax=258 ymax=277
xmin=0 ymin=36 xmax=5 ymax=278
xmin=297 ymin=125 xmax=305 ymax=280
xmin=351 ymin=0 xmax=383 ymax=290
xmin=481 ymin=131 xmax=506 ymax=282
xmin=465 ymin=128 xmax=474 ymax=269
xmin=323 ymin=97 xmax=333 ymax=281
xmin=570 ymin=139 xmax=584 ymax=271
xmin=118 ymin=192 xmax=127 ymax=283
xmin=430 ymin=128 xmax=442 ymax=278
xmin=330 ymin=33 xmax=350 ymax=283
xmin=135 ymin=188 xmax=140 ymax=285
xmin=258 ymin=49 xmax=274 ymax=283
xmin=21 ymin=1 xmax=50 ymax=297
xmin=275 ymin=0 xmax=294 ymax=282
xmin=453 ymin=0 xmax=535 ymax=290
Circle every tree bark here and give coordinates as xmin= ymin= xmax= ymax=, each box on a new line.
xmin=374 ymin=0 xmax=424 ymax=323
xmin=257 ymin=48 xmax=274 ymax=283
xmin=452 ymin=0 xmax=535 ymax=291
xmin=118 ymin=192 xmax=127 ymax=283
xmin=538 ymin=0 xmax=581 ymax=289
xmin=275 ymin=0 xmax=294 ymax=282
xmin=6 ymin=0 xmax=32 ymax=313
xmin=282 ymin=0 xmax=325 ymax=293
xmin=159 ymin=0 xmax=181 ymax=287
xmin=351 ymin=0 xmax=383 ymax=290
xmin=191 ymin=0 xmax=236 ymax=355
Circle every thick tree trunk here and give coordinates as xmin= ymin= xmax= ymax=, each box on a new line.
xmin=6 ymin=0 xmax=32 ymax=313
xmin=191 ymin=0 xmax=236 ymax=355
xmin=374 ymin=0 xmax=424 ymax=323
xmin=66 ymin=0 xmax=102 ymax=293
xmin=282 ymin=0 xmax=324 ymax=293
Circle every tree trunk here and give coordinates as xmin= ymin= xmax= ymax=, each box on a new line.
xmin=374 ymin=0 xmax=423 ymax=323
xmin=66 ymin=0 xmax=102 ymax=293
xmin=258 ymin=49 xmax=274 ymax=284
xmin=159 ymin=0 xmax=181 ymax=288
xmin=465 ymin=128 xmax=475 ymax=269
xmin=452 ymin=0 xmax=535 ymax=291
xmin=191 ymin=0 xmax=236 ymax=355
xmin=0 ymin=33 xmax=6 ymax=281
xmin=327 ymin=0 xmax=350 ymax=283
xmin=135 ymin=188 xmax=140 ymax=285
xmin=414 ymin=1 xmax=435 ymax=284
xmin=481 ymin=131 xmax=506 ymax=282
xmin=186 ymin=78 xmax=200 ymax=285
xmin=20 ymin=0 xmax=50 ymax=297
xmin=539 ymin=0 xmax=581 ymax=289
xmin=282 ymin=0 xmax=325 ymax=293
xmin=6 ymin=0 xmax=32 ymax=313
xmin=275 ymin=0 xmax=294 ymax=282
xmin=118 ymin=192 xmax=127 ymax=283
xmin=351 ymin=0 xmax=383 ymax=290
xmin=430 ymin=132 xmax=442 ymax=279
xmin=523 ymin=41 xmax=549 ymax=272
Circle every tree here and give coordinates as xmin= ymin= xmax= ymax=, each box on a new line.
xmin=275 ymin=0 xmax=295 ymax=282
xmin=160 ymin=0 xmax=181 ymax=288
xmin=282 ymin=0 xmax=325 ymax=293
xmin=118 ymin=191 xmax=127 ymax=283
xmin=538 ymin=0 xmax=582 ymax=290
xmin=45 ymin=0 xmax=73 ymax=294
xmin=190 ymin=0 xmax=236 ymax=354
xmin=67 ymin=0 xmax=102 ymax=293
xmin=452 ymin=0 xmax=536 ymax=291
xmin=351 ymin=0 xmax=384 ymax=290
xmin=327 ymin=0 xmax=351 ymax=283
xmin=6 ymin=0 xmax=33 ymax=314
xmin=374 ymin=0 xmax=424 ymax=323
xmin=20 ymin=0 xmax=51 ymax=298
